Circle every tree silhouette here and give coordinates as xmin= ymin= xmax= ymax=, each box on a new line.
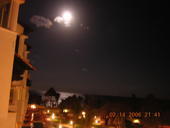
xmin=58 ymin=95 xmax=83 ymax=114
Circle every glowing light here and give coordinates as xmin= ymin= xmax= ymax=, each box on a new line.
xmin=94 ymin=117 xmax=102 ymax=125
xmin=62 ymin=11 xmax=72 ymax=23
xmin=30 ymin=123 xmax=33 ymax=127
xmin=82 ymin=111 xmax=86 ymax=118
xmin=133 ymin=119 xmax=140 ymax=124
xmin=95 ymin=120 xmax=99 ymax=124
xmin=47 ymin=110 xmax=50 ymax=113
xmin=70 ymin=120 xmax=74 ymax=125
xmin=82 ymin=111 xmax=86 ymax=115
xmin=31 ymin=113 xmax=34 ymax=121
xmin=51 ymin=113 xmax=56 ymax=119
xmin=46 ymin=118 xmax=51 ymax=121
xmin=63 ymin=109 xmax=69 ymax=113
xmin=94 ymin=119 xmax=101 ymax=125
xmin=30 ymin=104 xmax=36 ymax=109
xmin=59 ymin=124 xmax=62 ymax=128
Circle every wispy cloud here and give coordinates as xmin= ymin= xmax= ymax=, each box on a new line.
xmin=30 ymin=15 xmax=53 ymax=28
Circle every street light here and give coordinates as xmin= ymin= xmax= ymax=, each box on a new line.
xmin=59 ymin=124 xmax=62 ymax=128
xmin=51 ymin=113 xmax=56 ymax=120
xmin=47 ymin=109 xmax=50 ymax=113
xmin=133 ymin=119 xmax=140 ymax=124
xmin=82 ymin=111 xmax=86 ymax=115
xmin=81 ymin=111 xmax=86 ymax=118
xmin=63 ymin=109 xmax=69 ymax=113
xmin=94 ymin=117 xmax=102 ymax=125
xmin=69 ymin=120 xmax=74 ymax=125
xmin=30 ymin=104 xmax=36 ymax=109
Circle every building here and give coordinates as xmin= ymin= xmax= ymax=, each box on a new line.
xmin=0 ymin=0 xmax=35 ymax=128
xmin=42 ymin=88 xmax=60 ymax=108
xmin=22 ymin=104 xmax=47 ymax=128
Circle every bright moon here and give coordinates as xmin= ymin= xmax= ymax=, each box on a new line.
xmin=54 ymin=11 xmax=73 ymax=27
xmin=62 ymin=11 xmax=73 ymax=22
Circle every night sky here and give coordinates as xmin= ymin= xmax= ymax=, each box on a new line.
xmin=19 ymin=0 xmax=170 ymax=98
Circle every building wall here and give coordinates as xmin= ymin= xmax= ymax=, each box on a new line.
xmin=6 ymin=112 xmax=17 ymax=128
xmin=0 ymin=0 xmax=29 ymax=128
xmin=0 ymin=26 xmax=17 ymax=128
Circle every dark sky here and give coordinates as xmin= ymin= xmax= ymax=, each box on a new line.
xmin=19 ymin=0 xmax=170 ymax=98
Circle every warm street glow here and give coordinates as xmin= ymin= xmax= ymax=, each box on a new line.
xmin=82 ymin=111 xmax=86 ymax=115
xmin=46 ymin=118 xmax=51 ymax=121
xmin=93 ymin=117 xmax=102 ymax=125
xmin=47 ymin=110 xmax=50 ymax=113
xmin=133 ymin=119 xmax=140 ymax=124
xmin=70 ymin=120 xmax=74 ymax=125
xmin=59 ymin=124 xmax=62 ymax=128
xmin=78 ymin=116 xmax=82 ymax=119
xmin=95 ymin=120 xmax=99 ymax=124
xmin=51 ymin=113 xmax=56 ymax=119
xmin=30 ymin=104 xmax=36 ymax=109
xmin=63 ymin=109 xmax=69 ymax=113
xmin=94 ymin=119 xmax=101 ymax=125
xmin=82 ymin=111 xmax=86 ymax=118
xmin=31 ymin=113 xmax=34 ymax=121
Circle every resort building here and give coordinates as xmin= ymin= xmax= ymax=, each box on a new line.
xmin=0 ymin=0 xmax=35 ymax=128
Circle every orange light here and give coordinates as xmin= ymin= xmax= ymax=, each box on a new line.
xmin=133 ymin=119 xmax=140 ymax=124
xmin=59 ymin=124 xmax=62 ymax=128
xmin=47 ymin=110 xmax=50 ymax=113
xmin=30 ymin=104 xmax=36 ymax=109
xmin=51 ymin=113 xmax=56 ymax=119
xmin=63 ymin=109 xmax=69 ymax=113
xmin=46 ymin=118 xmax=51 ymax=121
xmin=70 ymin=120 xmax=74 ymax=125
xmin=82 ymin=111 xmax=86 ymax=115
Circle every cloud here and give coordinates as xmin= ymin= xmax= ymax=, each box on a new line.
xmin=30 ymin=15 xmax=53 ymax=28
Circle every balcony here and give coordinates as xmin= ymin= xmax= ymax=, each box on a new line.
xmin=15 ymin=53 xmax=36 ymax=70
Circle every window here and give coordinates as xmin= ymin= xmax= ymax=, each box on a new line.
xmin=0 ymin=0 xmax=11 ymax=28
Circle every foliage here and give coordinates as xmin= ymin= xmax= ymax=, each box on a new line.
xmin=58 ymin=95 xmax=84 ymax=114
